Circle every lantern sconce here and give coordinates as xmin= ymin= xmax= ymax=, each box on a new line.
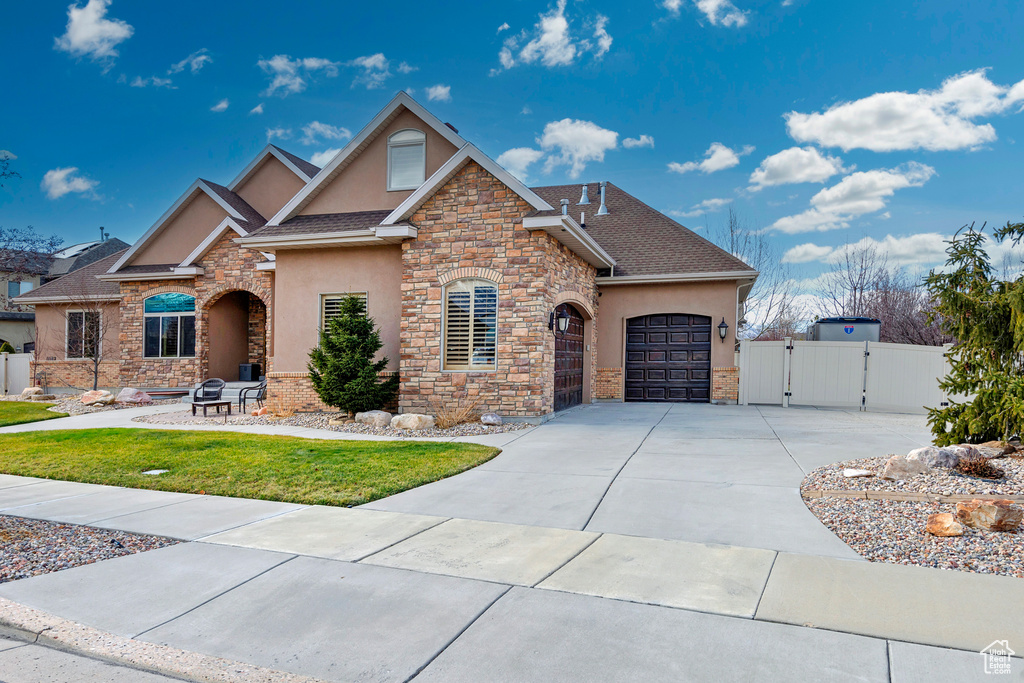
xmin=718 ymin=317 xmax=729 ymax=343
xmin=549 ymin=307 xmax=570 ymax=336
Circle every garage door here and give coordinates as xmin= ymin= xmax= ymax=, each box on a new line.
xmin=554 ymin=304 xmax=585 ymax=411
xmin=625 ymin=314 xmax=711 ymax=402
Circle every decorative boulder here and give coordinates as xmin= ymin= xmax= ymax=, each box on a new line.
xmin=256 ymin=406 xmax=268 ymax=416
xmin=116 ymin=388 xmax=153 ymax=405
xmin=907 ymin=446 xmax=959 ymax=469
xmin=842 ymin=468 xmax=873 ymax=478
xmin=81 ymin=390 xmax=116 ymax=406
xmin=480 ymin=412 xmax=503 ymax=426
xmin=327 ymin=417 xmax=353 ymax=426
xmin=955 ymin=499 xmax=1022 ymax=532
xmin=947 ymin=445 xmax=982 ymax=461
xmin=974 ymin=441 xmax=1016 ymax=459
xmin=27 ymin=394 xmax=56 ymax=401
xmin=19 ymin=387 xmax=42 ymax=400
xmin=879 ymin=454 xmax=932 ymax=481
xmin=391 ymin=413 xmax=435 ymax=430
xmin=355 ymin=410 xmax=393 ymax=428
xmin=925 ymin=513 xmax=964 ymax=537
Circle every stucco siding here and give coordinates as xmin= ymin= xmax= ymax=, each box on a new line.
xmin=131 ymin=192 xmax=228 ymax=266
xmin=234 ymin=156 xmax=306 ymax=222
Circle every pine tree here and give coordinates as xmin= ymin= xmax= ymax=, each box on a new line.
xmin=0 ymin=341 xmax=14 ymax=354
xmin=307 ymin=296 xmax=399 ymax=414
xmin=925 ymin=221 xmax=1024 ymax=444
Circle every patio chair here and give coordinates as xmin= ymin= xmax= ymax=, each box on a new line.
xmin=195 ymin=378 xmax=226 ymax=401
xmin=239 ymin=380 xmax=267 ymax=412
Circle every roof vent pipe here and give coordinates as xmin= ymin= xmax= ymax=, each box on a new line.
xmin=560 ymin=198 xmax=569 ymax=216
xmin=597 ymin=181 xmax=609 ymax=216
xmin=580 ymin=212 xmax=586 ymax=229
xmin=578 ymin=184 xmax=590 ymax=205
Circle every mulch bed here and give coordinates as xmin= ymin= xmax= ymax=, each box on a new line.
xmin=0 ymin=516 xmax=179 ymax=583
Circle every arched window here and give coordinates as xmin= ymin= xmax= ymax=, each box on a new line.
xmin=388 ymin=129 xmax=426 ymax=191
xmin=144 ymin=293 xmax=196 ymax=358
xmin=444 ymin=279 xmax=497 ymax=371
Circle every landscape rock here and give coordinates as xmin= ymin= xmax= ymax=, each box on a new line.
xmin=391 ymin=413 xmax=435 ymax=430
xmin=328 ymin=417 xmax=354 ymax=426
xmin=81 ymin=390 xmax=115 ymax=406
xmin=956 ymin=499 xmax=1022 ymax=532
xmin=256 ymin=406 xmax=268 ymax=416
xmin=925 ymin=513 xmax=964 ymax=537
xmin=27 ymin=394 xmax=56 ymax=401
xmin=355 ymin=410 xmax=393 ymax=428
xmin=974 ymin=441 xmax=1016 ymax=459
xmin=879 ymin=454 xmax=933 ymax=481
xmin=842 ymin=468 xmax=874 ymax=478
xmin=948 ymin=445 xmax=982 ymax=460
xmin=116 ymin=388 xmax=153 ymax=405
xmin=19 ymin=387 xmax=42 ymax=399
xmin=907 ymin=446 xmax=959 ymax=469
xmin=480 ymin=412 xmax=503 ymax=426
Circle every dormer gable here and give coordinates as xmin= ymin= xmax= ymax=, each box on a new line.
xmin=229 ymin=145 xmax=318 ymax=220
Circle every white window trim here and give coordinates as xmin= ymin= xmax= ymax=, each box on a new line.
xmin=65 ymin=309 xmax=102 ymax=360
xmin=142 ymin=294 xmax=196 ymax=359
xmin=319 ymin=292 xmax=369 ymax=330
xmin=386 ymin=129 xmax=426 ymax=192
xmin=442 ymin=279 xmax=498 ymax=373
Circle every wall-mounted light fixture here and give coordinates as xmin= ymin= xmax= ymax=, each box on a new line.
xmin=718 ymin=317 xmax=729 ymax=342
xmin=549 ymin=307 xmax=570 ymax=336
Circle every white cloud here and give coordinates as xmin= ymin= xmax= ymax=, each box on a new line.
xmin=299 ymin=121 xmax=351 ymax=146
xmin=781 ymin=242 xmax=836 ymax=264
xmin=673 ymin=197 xmax=733 ymax=218
xmin=249 ymin=103 xmax=264 ymax=115
xmin=493 ymin=0 xmax=612 ymax=73
xmin=210 ymin=99 xmax=229 ymax=112
xmin=396 ymin=61 xmax=417 ymax=74
xmin=521 ymin=105 xmax=532 ymax=115
xmin=41 ymin=167 xmax=99 ymax=200
xmin=497 ymin=22 xmax=510 ymax=33
xmin=497 ymin=147 xmax=545 ymax=183
xmin=622 ymin=134 xmax=655 ymax=149
xmin=693 ymin=0 xmax=750 ymax=27
xmin=54 ymin=0 xmax=133 ymax=66
xmin=668 ymin=142 xmax=754 ymax=175
xmin=258 ymin=55 xmax=339 ymax=97
xmin=169 ymin=48 xmax=212 ymax=74
xmin=0 ymin=151 xmax=17 ymax=160
xmin=310 ymin=149 xmax=341 ymax=168
xmin=662 ymin=0 xmax=684 ymax=13
xmin=770 ymin=162 xmax=936 ymax=234
xmin=426 ymin=84 xmax=452 ymax=102
xmin=748 ymin=146 xmax=848 ymax=190
xmin=130 ymin=75 xmax=174 ymax=88
xmin=786 ymin=69 xmax=1024 ymax=152
xmin=540 ymin=119 xmax=618 ymax=178
xmin=349 ymin=53 xmax=391 ymax=89
xmin=266 ymin=127 xmax=292 ymax=141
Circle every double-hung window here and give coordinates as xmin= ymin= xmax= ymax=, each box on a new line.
xmin=7 ymin=280 xmax=33 ymax=299
xmin=66 ymin=311 xmax=101 ymax=359
xmin=443 ymin=279 xmax=497 ymax=371
xmin=387 ymin=129 xmax=426 ymax=190
xmin=320 ymin=292 xmax=368 ymax=329
xmin=144 ymin=293 xmax=196 ymax=358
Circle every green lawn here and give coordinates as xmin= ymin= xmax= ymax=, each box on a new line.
xmin=0 ymin=429 xmax=499 ymax=506
xmin=0 ymin=401 xmax=67 ymax=427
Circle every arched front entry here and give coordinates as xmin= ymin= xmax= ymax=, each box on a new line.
xmin=205 ymin=290 xmax=268 ymax=381
xmin=554 ymin=303 xmax=585 ymax=411
xmin=625 ymin=313 xmax=711 ymax=402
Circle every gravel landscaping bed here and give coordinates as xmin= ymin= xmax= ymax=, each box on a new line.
xmin=45 ymin=397 xmax=182 ymax=416
xmin=0 ymin=515 xmax=179 ymax=583
xmin=134 ymin=409 xmax=532 ymax=438
xmin=805 ymin=497 xmax=1023 ymax=578
xmin=801 ymin=455 xmax=1024 ymax=497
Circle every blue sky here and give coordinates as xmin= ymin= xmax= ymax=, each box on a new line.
xmin=3 ymin=0 xmax=1024 ymax=288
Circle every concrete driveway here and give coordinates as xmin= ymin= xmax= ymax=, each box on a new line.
xmin=366 ymin=402 xmax=933 ymax=558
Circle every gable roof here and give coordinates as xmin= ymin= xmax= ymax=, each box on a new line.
xmin=48 ymin=238 xmax=131 ymax=278
xmin=266 ymin=91 xmax=466 ymax=227
xmin=247 ymin=210 xmax=394 ymax=240
xmin=0 ymin=249 xmax=54 ymax=276
xmin=201 ymin=180 xmax=266 ymax=228
xmin=227 ymin=144 xmax=319 ymax=191
xmin=14 ymin=251 xmax=125 ymax=303
xmin=529 ymin=183 xmax=757 ymax=279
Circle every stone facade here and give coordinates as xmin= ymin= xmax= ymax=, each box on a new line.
xmin=712 ymin=366 xmax=740 ymax=402
xmin=31 ymin=359 xmax=119 ymax=393
xmin=266 ymin=371 xmax=330 ymax=413
xmin=396 ymin=162 xmax=596 ymax=418
xmin=595 ymin=367 xmax=623 ymax=400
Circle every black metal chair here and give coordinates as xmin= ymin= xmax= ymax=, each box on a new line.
xmin=239 ymin=380 xmax=267 ymax=412
xmin=195 ymin=378 xmax=226 ymax=401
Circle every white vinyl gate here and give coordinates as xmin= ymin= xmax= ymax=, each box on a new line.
xmin=1 ymin=353 xmax=33 ymax=396
xmin=739 ymin=339 xmax=951 ymax=414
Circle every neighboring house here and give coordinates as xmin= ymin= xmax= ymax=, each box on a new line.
xmin=17 ymin=92 xmax=758 ymax=417
xmin=43 ymin=237 xmax=131 ymax=284
xmin=1 ymin=250 xmax=54 ymax=352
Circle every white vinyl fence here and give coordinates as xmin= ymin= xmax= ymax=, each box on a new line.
xmin=739 ymin=339 xmax=951 ymax=414
xmin=1 ymin=352 xmax=33 ymax=396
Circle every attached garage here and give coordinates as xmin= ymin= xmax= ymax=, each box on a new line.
xmin=624 ymin=314 xmax=711 ymax=402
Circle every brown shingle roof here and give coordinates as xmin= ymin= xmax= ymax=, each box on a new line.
xmin=271 ymin=146 xmax=321 ymax=179
xmin=245 ymin=210 xmax=394 ymax=239
xmin=14 ymin=251 xmax=125 ymax=302
xmin=116 ymin=263 xmax=178 ymax=275
xmin=529 ymin=183 xmax=756 ymax=278
xmin=201 ymin=180 xmax=267 ymax=227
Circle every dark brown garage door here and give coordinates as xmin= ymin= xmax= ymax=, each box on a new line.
xmin=554 ymin=304 xmax=585 ymax=411
xmin=625 ymin=314 xmax=711 ymax=402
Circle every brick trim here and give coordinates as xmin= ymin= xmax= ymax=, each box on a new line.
xmin=554 ymin=290 xmax=595 ymax=319
xmin=437 ymin=267 xmax=504 ymax=286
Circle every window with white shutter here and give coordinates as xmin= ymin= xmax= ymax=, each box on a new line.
xmin=387 ymin=129 xmax=426 ymax=190
xmin=444 ymin=280 xmax=497 ymax=371
xmin=320 ymin=292 xmax=368 ymax=328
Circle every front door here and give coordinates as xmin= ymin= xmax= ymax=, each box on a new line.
xmin=554 ymin=304 xmax=585 ymax=411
